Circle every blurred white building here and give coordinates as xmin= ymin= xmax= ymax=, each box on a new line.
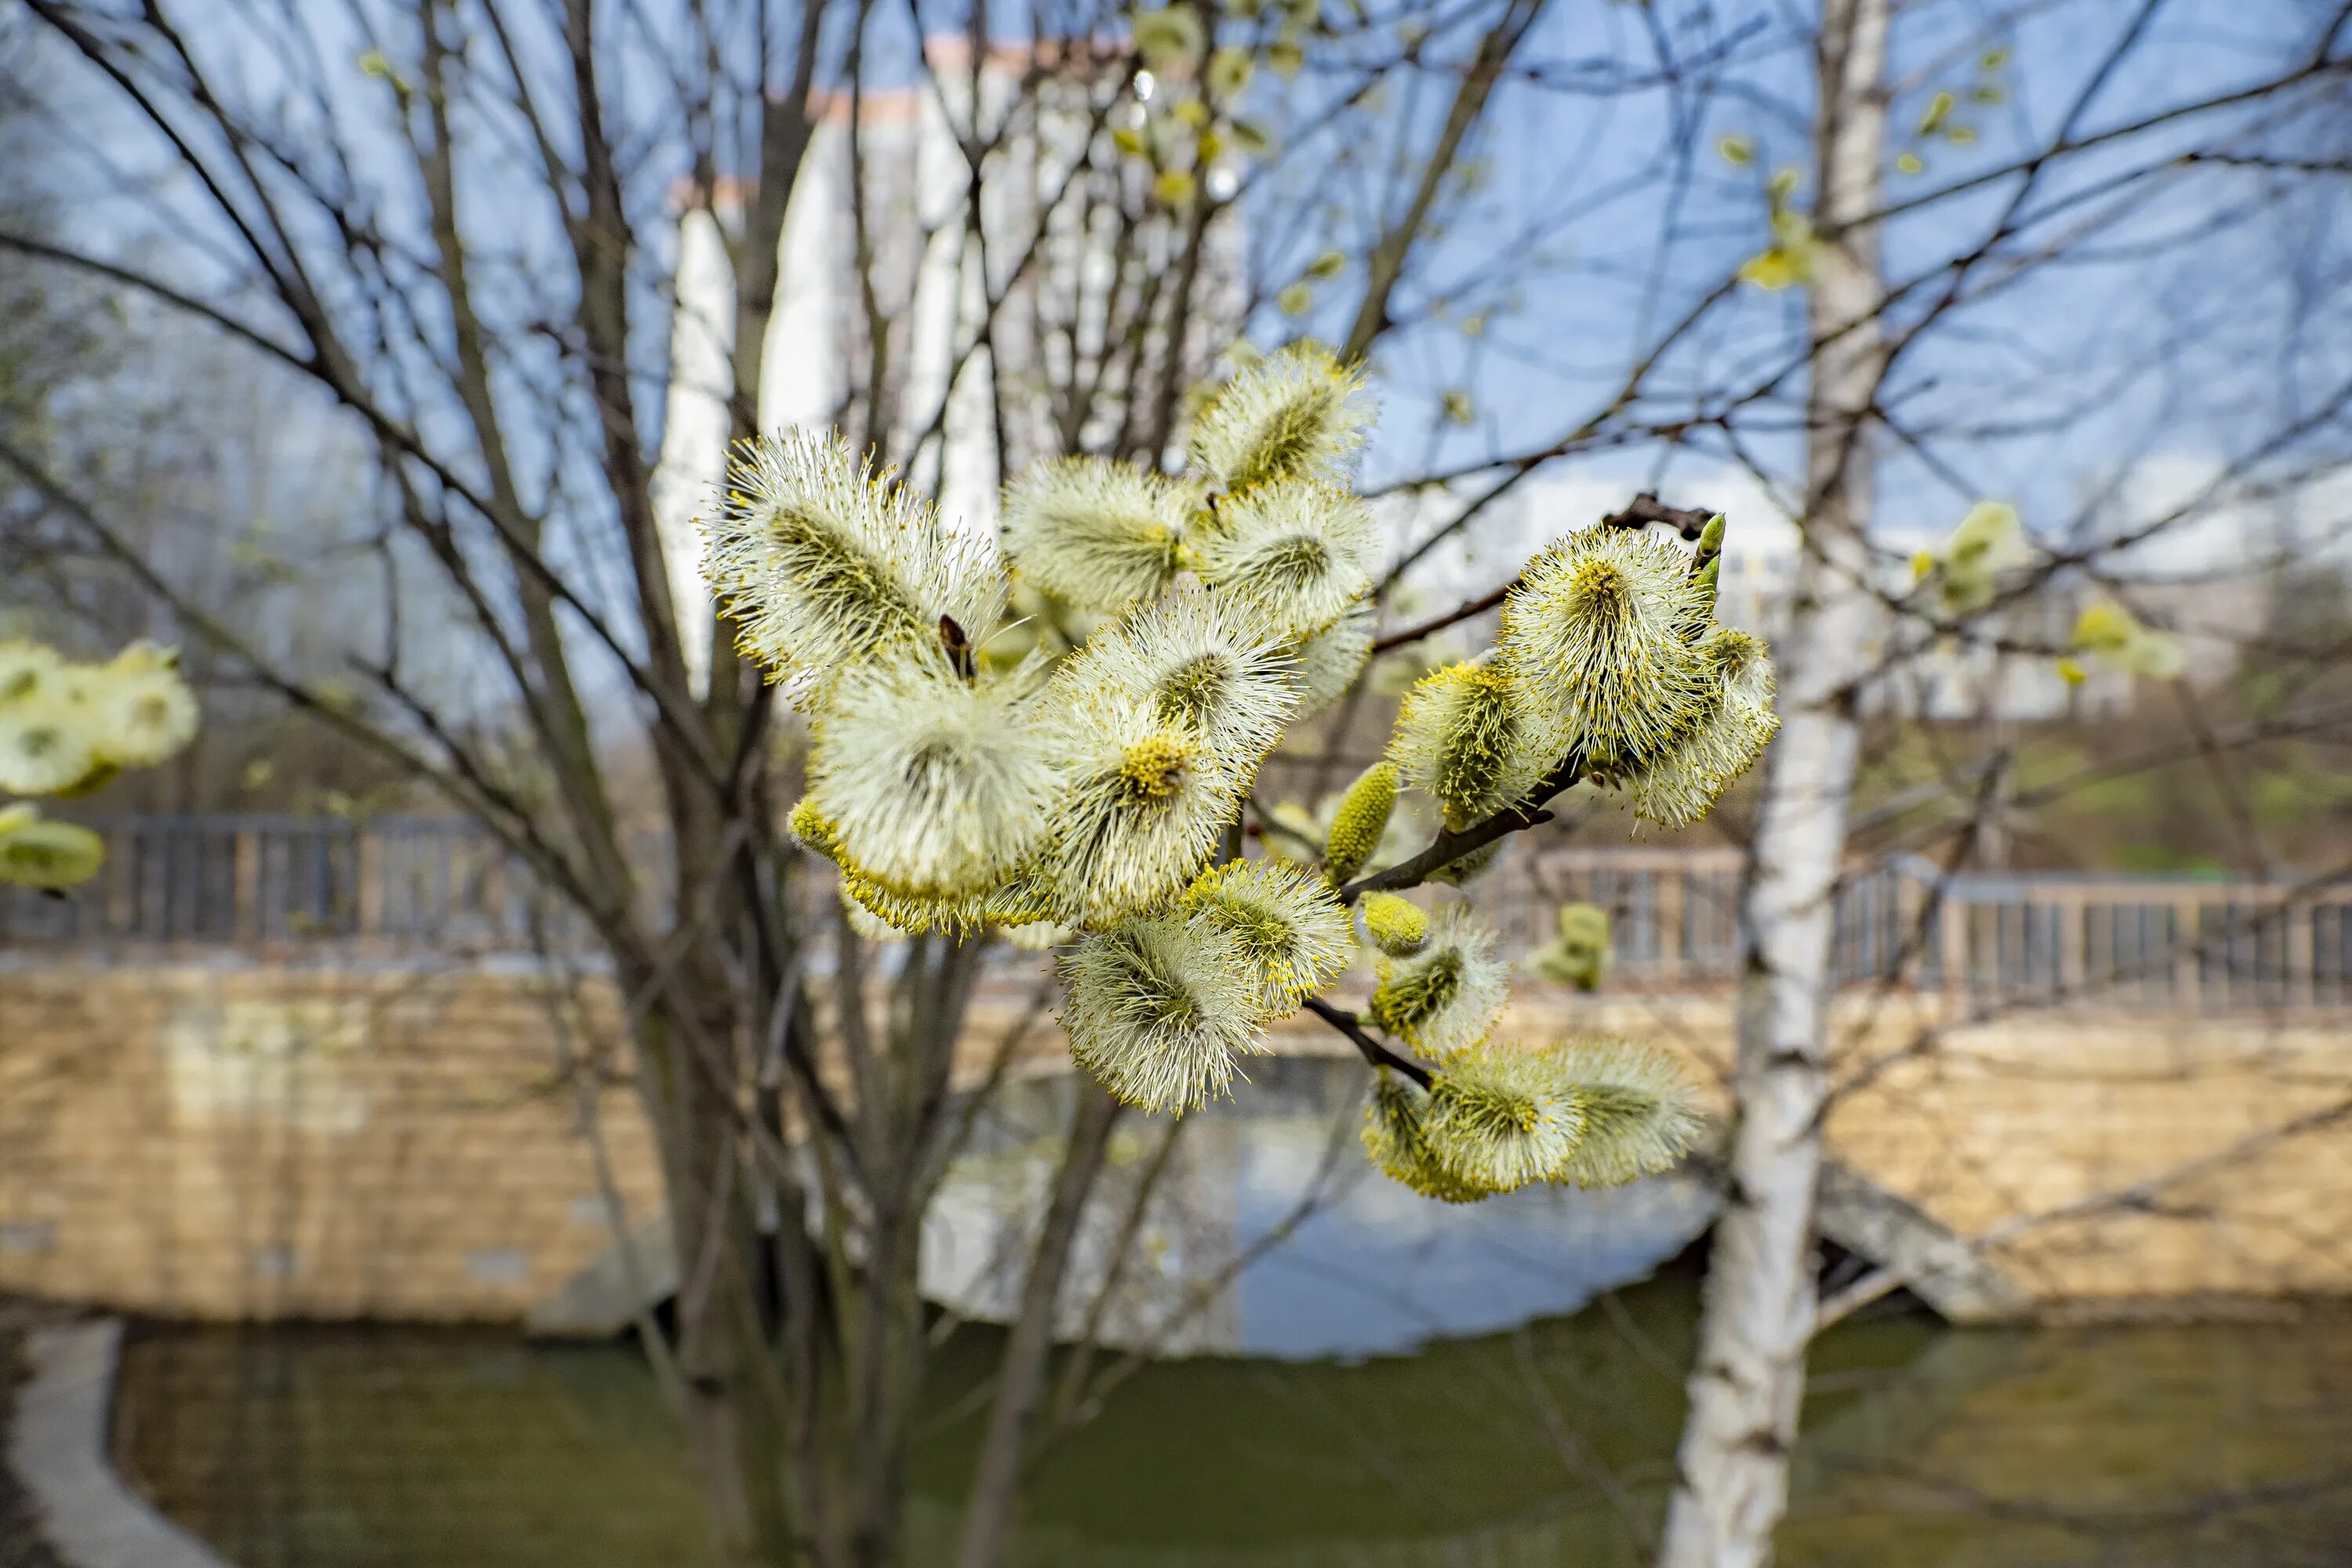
xmin=651 ymin=40 xmax=1246 ymax=693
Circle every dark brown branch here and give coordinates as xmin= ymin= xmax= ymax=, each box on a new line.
xmin=1338 ymin=752 xmax=1584 ymax=902
xmin=0 ymin=230 xmax=314 ymax=371
xmin=1599 ymin=492 xmax=1717 ymax=537
xmin=1370 ymin=579 xmax=1515 ymax=654
xmin=1370 ymin=492 xmax=1715 ymax=654
xmin=1301 ymin=999 xmax=1434 ymax=1091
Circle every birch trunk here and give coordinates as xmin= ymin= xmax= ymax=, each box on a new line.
xmin=1655 ymin=0 xmax=1888 ymax=1563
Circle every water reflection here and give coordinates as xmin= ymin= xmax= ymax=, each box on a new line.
xmin=109 ymin=1057 xmax=2352 ymax=1568
xmin=114 ymin=1302 xmax=2352 ymax=1567
xmin=922 ymin=1058 xmax=1716 ymax=1359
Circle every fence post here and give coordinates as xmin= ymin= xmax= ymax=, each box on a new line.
xmin=2057 ymin=887 xmax=2085 ymax=1007
xmin=1940 ymin=889 xmax=1967 ymax=1020
xmin=105 ymin=822 xmax=136 ymax=939
xmin=1895 ymin=868 xmax=1922 ymax=989
xmin=357 ymin=826 xmax=385 ymax=942
xmin=481 ymin=839 xmax=510 ymax=952
xmin=2285 ymin=891 xmax=2313 ymax=1011
xmin=232 ymin=829 xmax=260 ymax=946
xmin=1656 ymin=868 xmax=1683 ymax=989
xmin=2173 ymin=896 xmax=2203 ymax=1014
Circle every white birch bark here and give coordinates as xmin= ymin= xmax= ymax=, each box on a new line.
xmin=1655 ymin=0 xmax=1889 ymax=1562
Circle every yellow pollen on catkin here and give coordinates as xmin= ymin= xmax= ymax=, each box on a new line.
xmin=1569 ymin=557 xmax=1629 ymax=608
xmin=1359 ymin=891 xmax=1428 ymax=957
xmin=1120 ymin=734 xmax=1190 ymax=798
xmin=788 ymin=796 xmax=840 ymax=857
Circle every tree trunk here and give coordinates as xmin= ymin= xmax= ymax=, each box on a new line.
xmin=951 ymin=1083 xmax=1123 ymax=1568
xmin=1655 ymin=0 xmax=1888 ymax=1563
xmin=633 ymin=996 xmax=806 ymax=1568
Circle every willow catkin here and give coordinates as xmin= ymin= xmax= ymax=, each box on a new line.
xmin=1179 ymin=858 xmax=1354 ymax=1015
xmin=1000 ymin=456 xmax=1197 ymax=612
xmin=1323 ymin=760 xmax=1397 ymax=884
xmin=1037 ymin=687 xmax=1243 ymax=929
xmin=1358 ymin=891 xmax=1429 ymax=958
xmin=1053 ymin=586 xmax=1298 ymax=768
xmin=0 ymin=804 xmax=106 ymax=891
xmin=1187 ymin=342 xmax=1374 ymax=495
xmin=1628 ymin=627 xmax=1780 ymax=830
xmin=1543 ymin=1037 xmax=1705 ymax=1189
xmin=1186 ymin=480 xmax=1379 ymax=641
xmin=1388 ymin=660 xmax=1559 ymax=831
xmin=1498 ymin=526 xmax=1713 ymax=775
xmin=702 ymin=430 xmax=1004 ymax=698
xmin=807 ymin=644 xmax=1057 ymax=899
xmin=1421 ymin=1041 xmax=1588 ymax=1195
xmin=1367 ymin=905 xmax=1508 ymax=1058
xmin=1060 ymin=912 xmax=1267 ymax=1113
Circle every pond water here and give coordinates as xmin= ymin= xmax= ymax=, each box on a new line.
xmin=920 ymin=1058 xmax=1718 ymax=1359
xmin=111 ymin=1060 xmax=2352 ymax=1568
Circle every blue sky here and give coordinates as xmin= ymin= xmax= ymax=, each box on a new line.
xmin=1231 ymin=0 xmax=2350 ymax=587
xmin=13 ymin=0 xmax=2347 ymax=667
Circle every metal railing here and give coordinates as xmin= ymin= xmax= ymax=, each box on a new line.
xmin=1497 ymin=846 xmax=2352 ymax=1013
xmin=0 ymin=815 xmax=596 ymax=958
xmin=7 ymin=816 xmax=2350 ymax=1011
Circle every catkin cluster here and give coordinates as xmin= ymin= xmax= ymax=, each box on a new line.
xmin=1364 ymin=1037 xmax=1704 ymax=1203
xmin=0 ymin=639 xmax=200 ymax=891
xmin=708 ymin=346 xmax=1376 ymax=1113
xmin=705 ymin=339 xmax=1756 ymax=1193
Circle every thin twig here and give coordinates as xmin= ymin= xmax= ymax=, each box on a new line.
xmin=1338 ymin=753 xmax=1584 ymax=901
xmin=1370 ymin=579 xmax=1517 ymax=655
xmin=1302 ymin=998 xmax=1434 ymax=1090
xmin=1368 ymin=492 xmax=1715 ymax=655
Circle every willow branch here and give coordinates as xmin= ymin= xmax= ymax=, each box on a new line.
xmin=1301 ymin=998 xmax=1434 ymax=1090
xmin=1599 ymin=492 xmax=1716 ymax=536
xmin=1339 ymin=0 xmax=1551 ymax=361
xmin=1370 ymin=579 xmax=1516 ymax=655
xmin=1370 ymin=493 xmax=1715 ymax=655
xmin=1338 ymin=753 xmax=1585 ymax=902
